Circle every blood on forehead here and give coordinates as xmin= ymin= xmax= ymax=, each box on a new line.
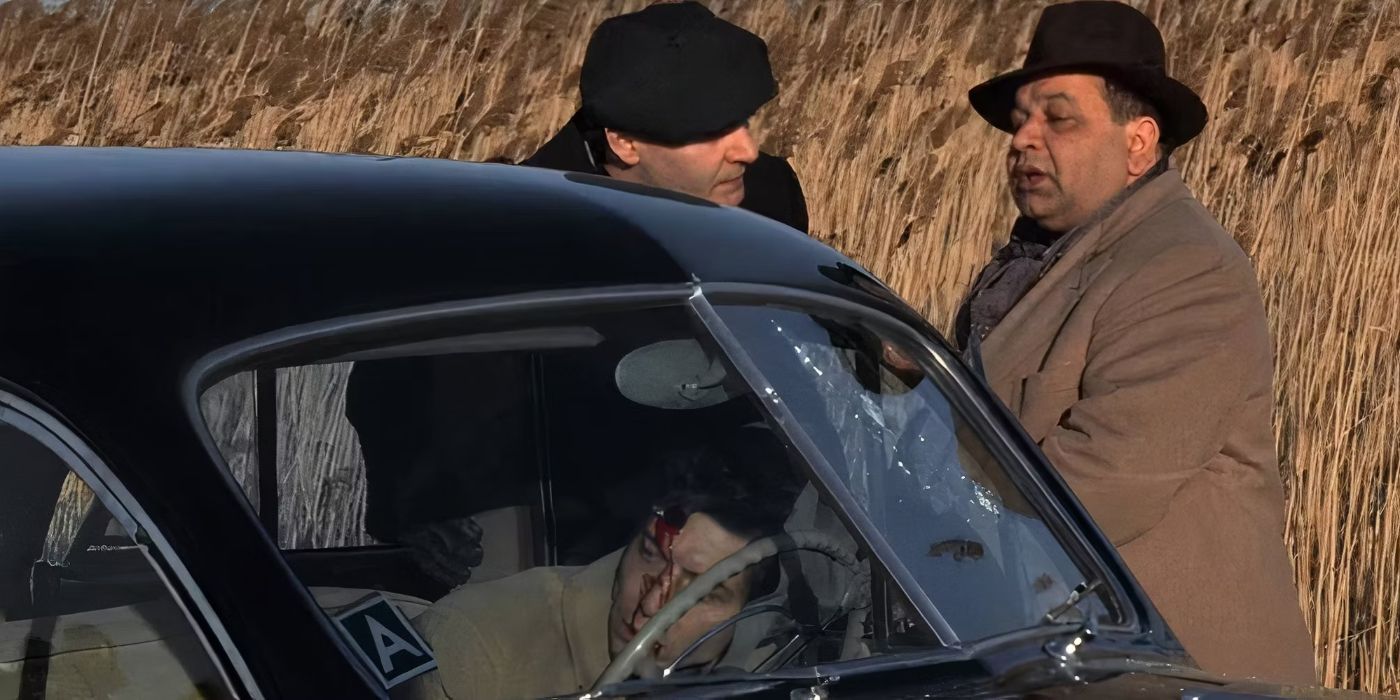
xmin=654 ymin=505 xmax=686 ymax=547
xmin=647 ymin=506 xmax=687 ymax=608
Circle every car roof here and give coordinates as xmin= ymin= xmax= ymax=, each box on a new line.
xmin=0 ymin=147 xmax=885 ymax=319
xmin=0 ymin=145 xmax=847 ymax=296
xmin=0 ymin=147 xmax=931 ymax=405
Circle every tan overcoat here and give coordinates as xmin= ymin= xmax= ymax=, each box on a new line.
xmin=399 ymin=550 xmax=619 ymax=700
xmin=977 ymin=166 xmax=1316 ymax=684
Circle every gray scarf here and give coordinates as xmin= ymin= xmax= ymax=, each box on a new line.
xmin=955 ymin=158 xmax=1169 ymax=362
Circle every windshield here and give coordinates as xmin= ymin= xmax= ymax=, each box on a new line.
xmin=712 ymin=304 xmax=1110 ymax=641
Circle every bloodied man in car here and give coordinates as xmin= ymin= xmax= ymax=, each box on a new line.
xmin=524 ymin=1 xmax=808 ymax=231
xmin=399 ymin=432 xmax=801 ymax=700
xmin=955 ymin=1 xmax=1314 ymax=683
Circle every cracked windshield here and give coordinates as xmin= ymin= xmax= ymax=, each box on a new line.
xmin=717 ymin=305 xmax=1109 ymax=640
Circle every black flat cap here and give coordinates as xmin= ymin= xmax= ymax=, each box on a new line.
xmin=580 ymin=2 xmax=777 ymax=144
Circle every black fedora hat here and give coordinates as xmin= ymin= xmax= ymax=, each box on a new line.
xmin=968 ymin=1 xmax=1207 ymax=146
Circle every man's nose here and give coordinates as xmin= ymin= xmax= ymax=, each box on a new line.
xmin=635 ymin=573 xmax=667 ymax=620
xmin=1010 ymin=116 xmax=1041 ymax=153
xmin=725 ymin=126 xmax=759 ymax=164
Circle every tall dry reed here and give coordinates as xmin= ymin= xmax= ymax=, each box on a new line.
xmin=0 ymin=0 xmax=1395 ymax=691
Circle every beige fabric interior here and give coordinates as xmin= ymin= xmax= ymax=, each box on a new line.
xmin=469 ymin=505 xmax=535 ymax=584
xmin=0 ymin=588 xmax=431 ymax=698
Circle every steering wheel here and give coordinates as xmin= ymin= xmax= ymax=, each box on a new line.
xmin=593 ymin=530 xmax=862 ymax=690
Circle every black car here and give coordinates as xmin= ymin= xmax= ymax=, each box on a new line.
xmin=0 ymin=147 xmax=1352 ymax=699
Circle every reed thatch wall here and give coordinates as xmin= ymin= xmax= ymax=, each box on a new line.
xmin=3 ymin=0 xmax=1396 ymax=691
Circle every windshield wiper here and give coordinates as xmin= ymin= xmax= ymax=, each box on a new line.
xmin=1041 ymin=579 xmax=1104 ymax=624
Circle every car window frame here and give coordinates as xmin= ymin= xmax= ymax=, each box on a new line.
xmin=0 ymin=384 xmax=254 ymax=699
xmin=186 ymin=282 xmax=938 ymax=682
xmin=185 ymin=283 xmax=702 ymax=689
xmin=190 ymin=285 xmax=699 ymax=557
xmin=691 ymin=283 xmax=1140 ymax=641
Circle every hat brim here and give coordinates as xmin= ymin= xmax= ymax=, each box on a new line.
xmin=968 ymin=62 xmax=1208 ymax=146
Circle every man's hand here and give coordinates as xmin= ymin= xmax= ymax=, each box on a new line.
xmin=400 ymin=517 xmax=485 ymax=588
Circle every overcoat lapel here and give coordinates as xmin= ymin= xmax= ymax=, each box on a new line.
xmin=979 ymin=167 xmax=1195 ymax=405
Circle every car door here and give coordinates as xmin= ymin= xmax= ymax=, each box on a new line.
xmin=0 ymin=391 xmax=238 ymax=699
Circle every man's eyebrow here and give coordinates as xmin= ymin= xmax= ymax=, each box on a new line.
xmin=1014 ymin=92 xmax=1075 ymax=114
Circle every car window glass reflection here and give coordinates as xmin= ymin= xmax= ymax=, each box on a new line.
xmin=0 ymin=422 xmax=230 ymax=698
xmin=197 ymin=305 xmax=888 ymax=697
xmin=714 ymin=305 xmax=1108 ymax=640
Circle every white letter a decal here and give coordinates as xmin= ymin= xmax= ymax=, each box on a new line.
xmin=367 ymin=616 xmax=424 ymax=673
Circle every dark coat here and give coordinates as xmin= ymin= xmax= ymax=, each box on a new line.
xmin=523 ymin=116 xmax=809 ymax=233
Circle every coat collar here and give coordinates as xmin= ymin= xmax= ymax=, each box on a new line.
xmin=561 ymin=547 xmax=624 ymax=689
xmin=524 ymin=112 xmax=605 ymax=174
xmin=980 ymin=164 xmax=1196 ymax=391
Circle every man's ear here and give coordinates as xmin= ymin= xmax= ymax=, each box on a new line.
xmin=1126 ymin=116 xmax=1162 ymax=177
xmin=604 ymin=129 xmax=642 ymax=167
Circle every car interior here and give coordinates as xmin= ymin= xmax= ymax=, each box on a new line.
xmin=194 ymin=303 xmax=881 ymax=682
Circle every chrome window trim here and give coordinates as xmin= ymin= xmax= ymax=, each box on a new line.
xmin=692 ymin=282 xmax=1138 ymax=636
xmin=188 ymin=285 xmax=695 ymax=394
xmin=0 ymin=388 xmax=255 ymax=699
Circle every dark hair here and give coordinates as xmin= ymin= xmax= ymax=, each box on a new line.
xmin=647 ymin=427 xmax=803 ymax=599
xmin=652 ymin=428 xmax=801 ymax=540
xmin=1102 ymin=77 xmax=1175 ymax=157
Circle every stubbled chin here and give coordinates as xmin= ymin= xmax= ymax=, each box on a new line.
xmin=1014 ymin=191 xmax=1050 ymax=216
xmin=710 ymin=182 xmax=745 ymax=206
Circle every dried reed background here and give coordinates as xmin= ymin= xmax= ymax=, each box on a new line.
xmin=1 ymin=0 xmax=1396 ymax=691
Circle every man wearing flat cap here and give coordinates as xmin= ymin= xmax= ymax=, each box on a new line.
xmin=956 ymin=1 xmax=1314 ymax=683
xmin=525 ymin=1 xmax=808 ymax=232
xmin=342 ymin=4 xmax=804 ymax=592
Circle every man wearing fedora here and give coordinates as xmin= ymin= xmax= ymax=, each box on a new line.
xmin=957 ymin=1 xmax=1315 ymax=683
xmin=524 ymin=1 xmax=807 ymax=231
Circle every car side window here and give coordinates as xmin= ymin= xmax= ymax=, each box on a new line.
xmin=0 ymin=421 xmax=230 ymax=699
xmin=197 ymin=304 xmax=887 ymax=695
xmin=202 ymin=364 xmax=377 ymax=550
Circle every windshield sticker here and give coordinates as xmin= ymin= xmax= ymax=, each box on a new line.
xmin=332 ymin=593 xmax=437 ymax=689
xmin=928 ymin=538 xmax=986 ymax=561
